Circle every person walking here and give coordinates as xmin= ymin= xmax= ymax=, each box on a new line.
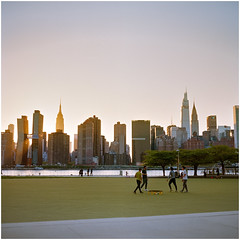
xmin=167 ymin=167 xmax=177 ymax=192
xmin=141 ymin=166 xmax=148 ymax=191
xmin=180 ymin=166 xmax=188 ymax=193
xmin=134 ymin=168 xmax=143 ymax=194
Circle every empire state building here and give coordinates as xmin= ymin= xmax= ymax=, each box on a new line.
xmin=181 ymin=91 xmax=190 ymax=139
xmin=56 ymin=101 xmax=64 ymax=132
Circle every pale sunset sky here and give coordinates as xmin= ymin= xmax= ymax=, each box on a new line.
xmin=1 ymin=1 xmax=239 ymax=150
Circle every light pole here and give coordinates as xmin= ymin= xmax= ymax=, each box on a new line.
xmin=176 ymin=149 xmax=180 ymax=173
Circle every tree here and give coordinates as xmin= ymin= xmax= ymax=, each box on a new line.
xmin=180 ymin=149 xmax=210 ymax=176
xmin=208 ymin=145 xmax=239 ymax=175
xmin=144 ymin=150 xmax=177 ymax=176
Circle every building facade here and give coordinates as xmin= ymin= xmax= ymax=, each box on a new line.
xmin=32 ymin=110 xmax=44 ymax=165
xmin=181 ymin=91 xmax=190 ymax=139
xmin=114 ymin=122 xmax=126 ymax=154
xmin=151 ymin=125 xmax=165 ymax=150
xmin=48 ymin=130 xmax=70 ymax=165
xmin=183 ymin=137 xmax=204 ymax=150
xmin=16 ymin=116 xmax=29 ymax=165
xmin=191 ymin=102 xmax=199 ymax=137
xmin=78 ymin=115 xmax=101 ymax=165
xmin=132 ymin=120 xmax=150 ymax=165
xmin=207 ymin=115 xmax=218 ymax=139
xmin=233 ymin=105 xmax=239 ymax=149
xmin=1 ymin=130 xmax=14 ymax=166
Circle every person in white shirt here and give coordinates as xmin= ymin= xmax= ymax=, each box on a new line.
xmin=180 ymin=166 xmax=188 ymax=193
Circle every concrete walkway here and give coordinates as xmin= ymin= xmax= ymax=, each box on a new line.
xmin=2 ymin=211 xmax=238 ymax=239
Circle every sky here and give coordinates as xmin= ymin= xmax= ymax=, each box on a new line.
xmin=1 ymin=1 xmax=239 ymax=151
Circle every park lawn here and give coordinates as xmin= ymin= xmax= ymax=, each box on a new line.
xmin=1 ymin=177 xmax=238 ymax=223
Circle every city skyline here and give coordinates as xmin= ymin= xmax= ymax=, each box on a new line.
xmin=2 ymin=2 xmax=238 ymax=147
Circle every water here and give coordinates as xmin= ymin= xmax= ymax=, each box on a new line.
xmin=2 ymin=169 xmax=207 ymax=177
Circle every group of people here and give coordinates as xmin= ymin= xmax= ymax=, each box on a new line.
xmin=79 ymin=168 xmax=93 ymax=177
xmin=134 ymin=166 xmax=188 ymax=193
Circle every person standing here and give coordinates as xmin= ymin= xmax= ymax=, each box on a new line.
xmin=180 ymin=166 xmax=188 ymax=193
xmin=134 ymin=168 xmax=143 ymax=194
xmin=167 ymin=167 xmax=177 ymax=192
xmin=141 ymin=166 xmax=148 ymax=191
xmin=87 ymin=168 xmax=90 ymax=176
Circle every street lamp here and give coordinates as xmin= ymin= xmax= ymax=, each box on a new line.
xmin=176 ymin=149 xmax=180 ymax=173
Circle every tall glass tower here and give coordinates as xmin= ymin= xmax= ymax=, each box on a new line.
xmin=181 ymin=91 xmax=190 ymax=139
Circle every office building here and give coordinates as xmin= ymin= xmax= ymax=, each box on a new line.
xmin=74 ymin=134 xmax=78 ymax=151
xmin=78 ymin=115 xmax=101 ymax=165
xmin=218 ymin=126 xmax=231 ymax=140
xmin=167 ymin=125 xmax=176 ymax=136
xmin=155 ymin=136 xmax=178 ymax=151
xmin=1 ymin=130 xmax=14 ymax=166
xmin=233 ymin=105 xmax=239 ymax=149
xmin=207 ymin=115 xmax=218 ymax=138
xmin=32 ymin=110 xmax=44 ymax=165
xmin=8 ymin=124 xmax=14 ymax=139
xmin=56 ymin=101 xmax=64 ymax=132
xmin=191 ymin=102 xmax=199 ymax=136
xmin=16 ymin=116 xmax=29 ymax=165
xmin=181 ymin=91 xmax=190 ymax=139
xmin=151 ymin=125 xmax=165 ymax=150
xmin=132 ymin=120 xmax=150 ymax=165
xmin=114 ymin=122 xmax=126 ymax=154
xmin=48 ymin=130 xmax=70 ymax=165
xmin=183 ymin=137 xmax=204 ymax=150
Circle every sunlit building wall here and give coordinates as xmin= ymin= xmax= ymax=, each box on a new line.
xmin=56 ymin=101 xmax=64 ymax=132
xmin=78 ymin=115 xmax=101 ymax=165
xmin=1 ymin=130 xmax=14 ymax=166
xmin=16 ymin=116 xmax=29 ymax=165
xmin=32 ymin=110 xmax=44 ymax=165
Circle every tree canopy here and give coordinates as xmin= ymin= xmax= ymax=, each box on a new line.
xmin=143 ymin=150 xmax=177 ymax=176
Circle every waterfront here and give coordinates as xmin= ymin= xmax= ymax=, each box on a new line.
xmin=2 ymin=169 xmax=237 ymax=177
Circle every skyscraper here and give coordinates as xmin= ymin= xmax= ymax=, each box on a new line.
xmin=32 ymin=110 xmax=44 ymax=165
xmin=191 ymin=102 xmax=199 ymax=137
xmin=16 ymin=116 xmax=29 ymax=165
xmin=48 ymin=130 xmax=70 ymax=165
xmin=207 ymin=115 xmax=217 ymax=139
xmin=233 ymin=105 xmax=239 ymax=149
xmin=1 ymin=129 xmax=14 ymax=166
xmin=151 ymin=125 xmax=165 ymax=150
xmin=56 ymin=101 xmax=64 ymax=132
xmin=132 ymin=120 xmax=150 ymax=165
xmin=8 ymin=124 xmax=14 ymax=140
xmin=78 ymin=115 xmax=101 ymax=165
xmin=181 ymin=91 xmax=190 ymax=139
xmin=114 ymin=122 xmax=126 ymax=154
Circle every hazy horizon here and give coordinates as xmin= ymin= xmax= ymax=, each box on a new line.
xmin=2 ymin=1 xmax=239 ymax=148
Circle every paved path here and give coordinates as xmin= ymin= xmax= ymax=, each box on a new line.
xmin=2 ymin=211 xmax=238 ymax=239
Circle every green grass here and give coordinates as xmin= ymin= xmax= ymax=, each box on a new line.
xmin=1 ymin=177 xmax=238 ymax=223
